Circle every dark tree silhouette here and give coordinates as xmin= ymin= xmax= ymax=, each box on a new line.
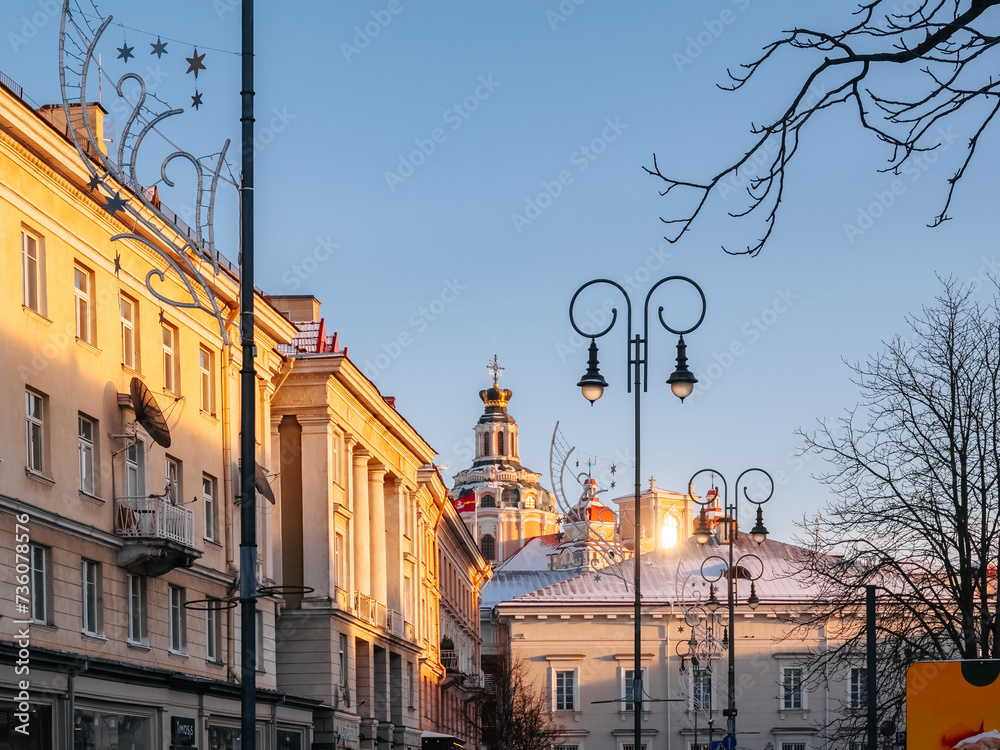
xmin=645 ymin=0 xmax=1000 ymax=256
xmin=790 ymin=279 xmax=1000 ymax=743
xmin=479 ymin=653 xmax=566 ymax=750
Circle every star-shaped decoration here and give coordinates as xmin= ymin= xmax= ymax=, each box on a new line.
xmin=158 ymin=308 xmax=166 ymax=324
xmin=113 ymin=252 xmax=122 ymax=276
xmin=86 ymin=173 xmax=102 ymax=192
xmin=191 ymin=90 xmax=203 ymax=110
xmin=575 ymin=460 xmax=579 ymax=468
xmin=610 ymin=463 xmax=617 ymax=474
xmin=186 ymin=48 xmax=207 ymax=78
xmin=150 ymin=36 xmax=168 ymax=58
xmin=103 ymin=190 xmax=128 ymax=216
xmin=611 ymin=481 xmax=616 ymax=488
xmin=117 ymin=43 xmax=134 ymax=62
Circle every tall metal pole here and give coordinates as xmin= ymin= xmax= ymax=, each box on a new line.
xmin=726 ymin=513 xmax=736 ymax=738
xmin=632 ymin=334 xmax=643 ymax=750
xmin=867 ymin=585 xmax=877 ymax=750
xmin=239 ymin=1 xmax=257 ymax=748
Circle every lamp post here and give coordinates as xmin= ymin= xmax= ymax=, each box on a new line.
xmin=688 ymin=468 xmax=773 ymax=745
xmin=676 ymin=597 xmax=726 ymax=750
xmin=570 ymin=276 xmax=707 ymax=750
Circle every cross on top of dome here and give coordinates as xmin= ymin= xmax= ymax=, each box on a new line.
xmin=488 ymin=354 xmax=504 ymax=385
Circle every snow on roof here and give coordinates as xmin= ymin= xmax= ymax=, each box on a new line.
xmin=491 ymin=534 xmax=563 ymax=573
xmin=482 ymin=569 xmax=581 ymax=608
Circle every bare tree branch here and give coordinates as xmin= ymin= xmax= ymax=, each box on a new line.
xmin=646 ymin=0 xmax=1000 ymax=255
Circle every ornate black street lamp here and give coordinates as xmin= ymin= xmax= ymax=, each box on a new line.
xmin=570 ymin=276 xmax=707 ymax=750
xmin=688 ymin=468 xmax=774 ymax=746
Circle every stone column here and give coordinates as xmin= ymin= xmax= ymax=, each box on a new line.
xmin=298 ymin=413 xmax=334 ymax=602
xmin=369 ymin=464 xmax=388 ymax=607
xmin=353 ymin=448 xmax=372 ymax=596
xmin=385 ymin=478 xmax=404 ymax=614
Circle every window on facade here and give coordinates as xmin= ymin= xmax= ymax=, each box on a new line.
xmin=783 ymin=667 xmax=804 ymax=709
xmin=78 ymin=414 xmax=97 ymax=495
xmin=621 ymin=745 xmax=648 ymax=750
xmin=480 ymin=534 xmax=496 ymax=561
xmin=555 ymin=670 xmax=576 ymax=711
xmin=334 ymin=532 xmax=345 ymax=588
xmin=199 ymin=345 xmax=216 ymax=414
xmin=555 ymin=746 xmax=580 ymax=750
xmin=849 ymin=667 xmax=867 ymax=709
xmin=498 ymin=431 xmax=505 ymax=454
xmin=162 ymin=322 xmax=179 ymax=394
xmin=202 ymin=474 xmax=217 ymax=541
xmin=781 ymin=743 xmax=807 ymax=750
xmin=256 ymin=610 xmax=265 ymax=672
xmin=624 ymin=668 xmax=648 ymax=711
xmin=523 ymin=495 xmax=535 ymax=509
xmin=125 ymin=440 xmax=146 ymax=498
xmin=81 ymin=559 xmax=102 ymax=636
xmin=25 ymin=389 xmax=45 ymax=474
xmin=120 ymin=294 xmax=139 ymax=370
xmin=29 ymin=544 xmax=49 ymax=624
xmin=74 ymin=709 xmax=151 ymax=750
xmin=339 ymin=633 xmax=349 ymax=687
xmin=206 ymin=600 xmax=221 ymax=662
xmin=480 ymin=494 xmax=496 ymax=508
xmin=661 ymin=514 xmax=680 ymax=548
xmin=75 ymin=263 xmax=95 ymax=343
xmin=165 ymin=456 xmax=182 ymax=505
xmin=690 ymin=744 xmax=711 ymax=750
xmin=127 ymin=573 xmax=147 ymax=645
xmin=22 ymin=228 xmax=43 ymax=313
xmin=692 ymin=666 xmax=713 ymax=711
xmin=483 ymin=431 xmax=491 ymax=456
xmin=169 ymin=585 xmax=187 ymax=653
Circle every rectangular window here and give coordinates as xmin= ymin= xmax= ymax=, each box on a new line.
xmin=199 ymin=345 xmax=216 ymax=414
xmin=25 ymin=389 xmax=45 ymax=474
xmin=256 ymin=610 xmax=265 ymax=672
xmin=555 ymin=670 xmax=576 ymax=711
xmin=334 ymin=532 xmax=345 ymax=588
xmin=782 ymin=744 xmax=807 ymax=750
xmin=624 ymin=668 xmax=647 ymax=712
xmin=206 ymin=601 xmax=220 ymax=662
xmin=29 ymin=544 xmax=49 ymax=624
xmin=127 ymin=574 xmax=147 ymax=645
xmin=203 ymin=474 xmax=217 ymax=541
xmin=22 ymin=229 xmax=43 ymax=313
xmin=339 ymin=632 xmax=349 ymax=686
xmin=120 ymin=293 xmax=139 ymax=370
xmin=74 ymin=263 xmax=95 ymax=343
xmin=783 ymin=667 xmax=804 ymax=709
xmin=81 ymin=559 xmax=102 ymax=636
xmin=165 ymin=456 xmax=182 ymax=505
xmin=78 ymin=414 xmax=97 ymax=495
xmin=692 ymin=667 xmax=713 ymax=711
xmin=162 ymin=322 xmax=179 ymax=393
xmin=169 ymin=585 xmax=187 ymax=653
xmin=125 ymin=441 xmax=146 ymax=497
xmin=849 ymin=667 xmax=867 ymax=709
xmin=622 ymin=744 xmax=648 ymax=750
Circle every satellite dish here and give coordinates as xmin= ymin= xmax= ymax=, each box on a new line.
xmin=255 ymin=462 xmax=276 ymax=505
xmin=130 ymin=377 xmax=171 ymax=448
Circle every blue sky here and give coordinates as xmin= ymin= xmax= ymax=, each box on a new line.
xmin=5 ymin=1 xmax=998 ymax=542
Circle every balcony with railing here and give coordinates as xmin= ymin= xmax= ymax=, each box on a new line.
xmin=115 ymin=496 xmax=201 ymax=576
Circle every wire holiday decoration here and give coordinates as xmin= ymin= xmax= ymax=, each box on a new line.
xmin=59 ymin=0 xmax=233 ymax=343
xmin=549 ymin=422 xmax=632 ymax=585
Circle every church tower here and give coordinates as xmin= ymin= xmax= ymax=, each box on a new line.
xmin=450 ymin=357 xmax=560 ymax=564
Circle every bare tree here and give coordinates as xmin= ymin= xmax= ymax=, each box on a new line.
xmin=480 ymin=653 xmax=566 ymax=750
xmin=791 ymin=279 xmax=1000 ymax=743
xmin=645 ymin=1 xmax=1000 ymax=256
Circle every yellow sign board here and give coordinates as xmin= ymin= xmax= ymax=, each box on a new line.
xmin=907 ymin=661 xmax=1000 ymax=750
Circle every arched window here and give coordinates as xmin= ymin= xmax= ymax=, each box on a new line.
xmin=498 ymin=431 xmax=505 ymax=455
xmin=661 ymin=514 xmax=680 ymax=549
xmin=480 ymin=494 xmax=496 ymax=508
xmin=480 ymin=534 xmax=495 ymax=561
xmin=523 ymin=495 xmax=536 ymax=509
xmin=483 ymin=431 xmax=491 ymax=456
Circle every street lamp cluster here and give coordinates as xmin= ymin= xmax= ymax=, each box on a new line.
xmin=570 ymin=275 xmax=774 ymax=750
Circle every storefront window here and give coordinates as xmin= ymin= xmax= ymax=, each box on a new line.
xmin=74 ymin=709 xmax=151 ymax=750
xmin=0 ymin=701 xmax=52 ymax=750
xmin=209 ymin=724 xmax=265 ymax=750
